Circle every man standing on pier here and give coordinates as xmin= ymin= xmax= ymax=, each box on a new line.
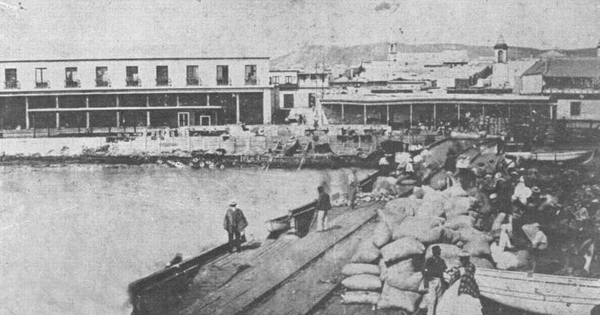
xmin=224 ymin=200 xmax=248 ymax=253
xmin=422 ymin=245 xmax=447 ymax=315
xmin=316 ymin=186 xmax=332 ymax=232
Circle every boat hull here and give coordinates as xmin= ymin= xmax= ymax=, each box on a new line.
xmin=265 ymin=219 xmax=290 ymax=233
xmin=476 ymin=268 xmax=600 ymax=315
xmin=506 ymin=150 xmax=595 ymax=165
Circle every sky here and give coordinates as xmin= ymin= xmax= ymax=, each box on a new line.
xmin=0 ymin=0 xmax=599 ymax=59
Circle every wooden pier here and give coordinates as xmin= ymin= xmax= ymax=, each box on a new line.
xmin=129 ymin=174 xmax=413 ymax=315
xmin=131 ymin=202 xmax=386 ymax=315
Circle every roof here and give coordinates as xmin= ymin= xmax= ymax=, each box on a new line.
xmin=494 ymin=35 xmax=508 ymax=50
xmin=0 ymin=44 xmax=269 ymax=63
xmin=269 ymin=69 xmax=301 ymax=73
xmin=537 ymin=50 xmax=565 ymax=59
xmin=522 ymin=58 xmax=600 ymax=78
xmin=322 ymin=92 xmax=552 ymax=104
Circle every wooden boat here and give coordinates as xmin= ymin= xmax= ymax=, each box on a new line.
xmin=265 ymin=217 xmax=291 ymax=233
xmin=506 ymin=150 xmax=595 ymax=165
xmin=476 ymin=268 xmax=600 ymax=315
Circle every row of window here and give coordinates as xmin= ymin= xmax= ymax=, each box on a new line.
xmin=270 ymin=76 xmax=296 ymax=85
xmin=3 ymin=65 xmax=259 ymax=89
xmin=269 ymin=74 xmax=328 ymax=85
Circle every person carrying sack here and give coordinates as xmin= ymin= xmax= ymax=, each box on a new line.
xmin=223 ymin=200 xmax=248 ymax=253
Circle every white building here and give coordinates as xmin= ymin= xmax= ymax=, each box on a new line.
xmin=0 ymin=56 xmax=273 ymax=130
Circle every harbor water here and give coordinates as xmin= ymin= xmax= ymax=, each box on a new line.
xmin=0 ymin=164 xmax=372 ymax=315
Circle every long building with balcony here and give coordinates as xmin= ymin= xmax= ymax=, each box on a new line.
xmin=520 ymin=48 xmax=600 ymax=123
xmin=0 ymin=56 xmax=272 ymax=131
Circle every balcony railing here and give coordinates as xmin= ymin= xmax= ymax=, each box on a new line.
xmin=217 ymin=78 xmax=231 ymax=86
xmin=542 ymin=87 xmax=600 ymax=95
xmin=156 ymin=78 xmax=172 ymax=87
xmin=65 ymin=80 xmax=80 ymax=88
xmin=96 ymin=79 xmax=111 ymax=87
xmin=5 ymin=80 xmax=20 ymax=89
xmin=186 ymin=78 xmax=201 ymax=86
xmin=35 ymin=81 xmax=50 ymax=89
xmin=279 ymin=82 xmax=299 ymax=89
xmin=245 ymin=77 xmax=259 ymax=86
xmin=126 ymin=78 xmax=142 ymax=87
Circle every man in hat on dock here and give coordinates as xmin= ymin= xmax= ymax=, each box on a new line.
xmin=223 ymin=200 xmax=248 ymax=253
xmin=421 ymin=245 xmax=448 ymax=315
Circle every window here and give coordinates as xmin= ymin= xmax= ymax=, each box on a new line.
xmin=186 ymin=65 xmax=200 ymax=85
xmin=245 ymin=65 xmax=257 ymax=85
xmin=570 ymin=102 xmax=581 ymax=116
xmin=497 ymin=50 xmax=504 ymax=63
xmin=270 ymin=76 xmax=279 ymax=85
xmin=156 ymin=66 xmax=169 ymax=86
xmin=4 ymin=68 xmax=18 ymax=89
xmin=310 ymin=74 xmax=317 ymax=80
xmin=285 ymin=76 xmax=293 ymax=84
xmin=308 ymin=93 xmax=316 ymax=107
xmin=283 ymin=94 xmax=294 ymax=108
xmin=35 ymin=68 xmax=48 ymax=88
xmin=217 ymin=65 xmax=229 ymax=86
xmin=65 ymin=67 xmax=79 ymax=88
xmin=126 ymin=66 xmax=140 ymax=86
xmin=96 ymin=67 xmax=109 ymax=87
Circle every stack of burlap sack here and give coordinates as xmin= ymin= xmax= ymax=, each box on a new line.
xmin=340 ymin=181 xmax=499 ymax=312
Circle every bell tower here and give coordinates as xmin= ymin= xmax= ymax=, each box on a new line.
xmin=388 ymin=42 xmax=398 ymax=62
xmin=494 ymin=35 xmax=508 ymax=64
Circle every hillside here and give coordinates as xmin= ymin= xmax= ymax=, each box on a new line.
xmin=271 ymin=42 xmax=593 ymax=70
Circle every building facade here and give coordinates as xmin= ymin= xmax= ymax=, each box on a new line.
xmin=269 ymin=68 xmax=330 ymax=122
xmin=320 ymin=93 xmax=554 ymax=133
xmin=520 ymin=56 xmax=600 ymax=121
xmin=0 ymin=56 xmax=272 ymax=130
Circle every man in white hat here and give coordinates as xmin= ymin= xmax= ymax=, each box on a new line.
xmin=223 ymin=200 xmax=248 ymax=253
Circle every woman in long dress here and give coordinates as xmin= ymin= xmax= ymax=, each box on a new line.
xmin=437 ymin=252 xmax=483 ymax=315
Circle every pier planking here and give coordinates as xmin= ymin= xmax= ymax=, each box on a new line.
xmin=245 ymin=217 xmax=379 ymax=315
xmin=177 ymin=202 xmax=382 ymax=315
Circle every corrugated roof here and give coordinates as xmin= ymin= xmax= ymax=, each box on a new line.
xmin=521 ymin=58 xmax=600 ymax=78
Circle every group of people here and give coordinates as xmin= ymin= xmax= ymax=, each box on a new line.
xmin=422 ymin=246 xmax=481 ymax=315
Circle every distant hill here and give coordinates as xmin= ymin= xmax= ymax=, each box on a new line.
xmin=271 ymin=42 xmax=595 ymax=70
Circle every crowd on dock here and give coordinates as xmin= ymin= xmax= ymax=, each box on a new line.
xmin=337 ymin=139 xmax=600 ymax=314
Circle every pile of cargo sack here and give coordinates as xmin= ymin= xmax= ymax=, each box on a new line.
xmin=339 ymin=180 xmax=533 ymax=313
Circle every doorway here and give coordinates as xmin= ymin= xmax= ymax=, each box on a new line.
xmin=178 ymin=112 xmax=190 ymax=127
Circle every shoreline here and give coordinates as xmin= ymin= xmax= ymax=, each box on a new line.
xmin=0 ymin=153 xmax=379 ymax=170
